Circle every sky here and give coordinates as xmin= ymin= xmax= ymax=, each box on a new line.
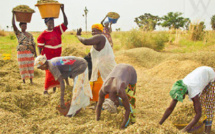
xmin=0 ymin=0 xmax=215 ymax=31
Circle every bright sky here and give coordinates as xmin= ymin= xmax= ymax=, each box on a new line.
xmin=1 ymin=0 xmax=215 ymax=31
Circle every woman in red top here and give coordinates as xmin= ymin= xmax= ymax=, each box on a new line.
xmin=37 ymin=4 xmax=68 ymax=94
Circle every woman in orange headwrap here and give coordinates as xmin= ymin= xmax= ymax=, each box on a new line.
xmin=76 ymin=24 xmax=116 ymax=108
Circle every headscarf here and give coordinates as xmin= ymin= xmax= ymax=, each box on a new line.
xmin=91 ymin=23 xmax=104 ymax=32
xmin=103 ymin=98 xmax=117 ymax=113
xmin=34 ymin=55 xmax=47 ymax=68
xmin=169 ymin=80 xmax=188 ymax=102
xmin=44 ymin=18 xmax=54 ymax=24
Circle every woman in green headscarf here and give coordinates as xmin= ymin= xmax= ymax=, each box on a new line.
xmin=159 ymin=66 xmax=215 ymax=134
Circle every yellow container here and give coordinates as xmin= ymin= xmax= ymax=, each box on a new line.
xmin=174 ymin=116 xmax=207 ymax=134
xmin=35 ymin=3 xmax=61 ymax=19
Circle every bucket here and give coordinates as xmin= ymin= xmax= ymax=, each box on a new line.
xmin=174 ymin=116 xmax=207 ymax=134
xmin=14 ymin=12 xmax=33 ymax=23
xmin=108 ymin=17 xmax=118 ymax=24
xmin=35 ymin=3 xmax=61 ymax=19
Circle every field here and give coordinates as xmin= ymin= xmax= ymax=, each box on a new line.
xmin=0 ymin=29 xmax=215 ymax=133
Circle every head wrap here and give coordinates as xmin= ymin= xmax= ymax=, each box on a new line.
xmin=169 ymin=80 xmax=188 ymax=102
xmin=104 ymin=20 xmax=109 ymax=25
xmin=91 ymin=23 xmax=103 ymax=32
xmin=34 ymin=55 xmax=47 ymax=68
xmin=44 ymin=18 xmax=54 ymax=24
xmin=103 ymin=98 xmax=117 ymax=113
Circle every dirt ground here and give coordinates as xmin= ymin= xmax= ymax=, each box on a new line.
xmin=1 ymin=47 xmax=215 ymax=133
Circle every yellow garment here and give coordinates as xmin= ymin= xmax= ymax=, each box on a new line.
xmin=91 ymin=23 xmax=103 ymax=32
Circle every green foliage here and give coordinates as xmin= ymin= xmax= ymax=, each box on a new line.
xmin=121 ymin=29 xmax=168 ymax=51
xmin=211 ymin=15 xmax=215 ymax=30
xmin=161 ymin=12 xmax=190 ymax=30
xmin=134 ymin=13 xmax=161 ymax=31
xmin=9 ymin=34 xmax=16 ymax=40
xmin=189 ymin=21 xmax=205 ymax=41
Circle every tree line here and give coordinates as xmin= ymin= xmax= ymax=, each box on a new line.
xmin=134 ymin=12 xmax=215 ymax=31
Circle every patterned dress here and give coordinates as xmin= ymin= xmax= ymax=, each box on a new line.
xmin=16 ymin=31 xmax=35 ymax=80
xmin=200 ymin=81 xmax=215 ymax=126
xmin=103 ymin=27 xmax=113 ymax=48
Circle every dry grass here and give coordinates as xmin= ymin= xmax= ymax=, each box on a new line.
xmin=1 ymin=30 xmax=215 ymax=133
xmin=0 ymin=29 xmax=6 ymax=36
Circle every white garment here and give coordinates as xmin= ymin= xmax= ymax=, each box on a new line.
xmin=183 ymin=66 xmax=215 ymax=99
xmin=67 ymin=68 xmax=92 ymax=116
xmin=90 ymin=35 xmax=116 ymax=81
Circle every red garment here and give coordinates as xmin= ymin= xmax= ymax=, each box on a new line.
xmin=38 ymin=23 xmax=67 ymax=90
xmin=45 ymin=70 xmax=60 ymax=90
xmin=37 ymin=23 xmax=67 ymax=60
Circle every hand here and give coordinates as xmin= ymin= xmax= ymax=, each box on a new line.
xmin=60 ymin=4 xmax=64 ymax=11
xmin=61 ymin=103 xmax=66 ymax=109
xmin=76 ymin=28 xmax=82 ymax=36
xmin=110 ymin=21 xmax=113 ymax=25
xmin=120 ymin=125 xmax=126 ymax=129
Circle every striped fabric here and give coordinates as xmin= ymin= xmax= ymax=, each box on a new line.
xmin=17 ymin=50 xmax=34 ymax=79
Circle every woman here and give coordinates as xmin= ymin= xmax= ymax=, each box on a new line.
xmin=159 ymin=66 xmax=215 ymax=134
xmin=34 ymin=55 xmax=92 ymax=116
xmin=76 ymin=24 xmax=116 ymax=108
xmin=101 ymin=15 xmax=113 ymax=48
xmin=37 ymin=4 xmax=68 ymax=94
xmin=96 ymin=64 xmax=137 ymax=129
xmin=12 ymin=12 xmax=37 ymax=84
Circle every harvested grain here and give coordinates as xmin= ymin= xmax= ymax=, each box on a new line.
xmin=13 ymin=5 xmax=35 ymax=13
xmin=107 ymin=12 xmax=120 ymax=19
xmin=37 ymin=0 xmax=59 ymax=4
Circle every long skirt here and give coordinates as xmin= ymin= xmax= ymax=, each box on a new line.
xmin=17 ymin=50 xmax=34 ymax=79
xmin=200 ymin=81 xmax=215 ymax=126
xmin=119 ymin=83 xmax=136 ymax=127
xmin=90 ymin=71 xmax=109 ymax=101
xmin=67 ymin=68 xmax=92 ymax=116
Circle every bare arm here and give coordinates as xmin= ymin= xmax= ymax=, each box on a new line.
xmin=31 ymin=36 xmax=37 ymax=57
xmin=109 ymin=22 xmax=112 ymax=33
xmin=12 ymin=12 xmax=19 ymax=34
xmin=58 ymin=76 xmax=66 ymax=108
xmin=120 ymin=91 xmax=130 ymax=129
xmin=61 ymin=4 xmax=68 ymax=27
xmin=159 ymin=99 xmax=178 ymax=125
xmin=101 ymin=15 xmax=108 ymax=27
xmin=182 ymin=96 xmax=202 ymax=132
xmin=96 ymin=90 xmax=105 ymax=121
xmin=77 ymin=35 xmax=101 ymax=46
xmin=38 ymin=47 xmax=42 ymax=55
xmin=76 ymin=28 xmax=102 ymax=46
xmin=33 ymin=44 xmax=37 ymax=57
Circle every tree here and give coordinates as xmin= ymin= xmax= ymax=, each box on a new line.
xmin=83 ymin=7 xmax=89 ymax=32
xmin=134 ymin=13 xmax=161 ymax=31
xmin=160 ymin=12 xmax=190 ymax=30
xmin=116 ymin=28 xmax=121 ymax=31
xmin=211 ymin=15 xmax=215 ymax=30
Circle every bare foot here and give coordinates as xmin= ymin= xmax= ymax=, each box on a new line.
xmin=44 ymin=91 xmax=48 ymax=95
xmin=53 ymin=87 xmax=56 ymax=93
